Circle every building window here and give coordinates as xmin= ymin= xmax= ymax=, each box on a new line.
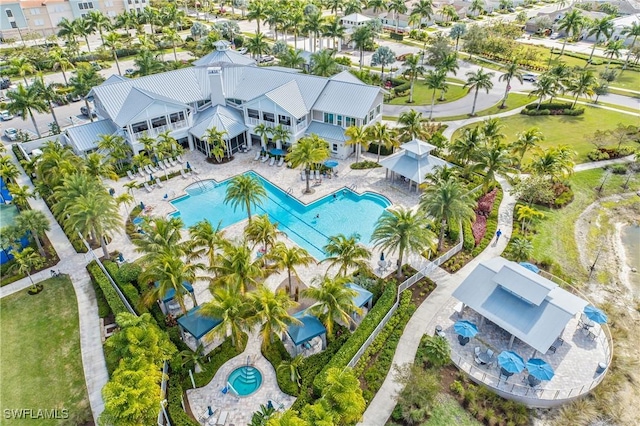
xmin=332 ymin=144 xmax=338 ymax=152
xmin=151 ymin=116 xmax=167 ymax=128
xmin=323 ymin=112 xmax=334 ymax=124
xmin=363 ymin=115 xmax=368 ymax=125
xmin=278 ymin=115 xmax=291 ymax=126
xmin=369 ymin=110 xmax=374 ymax=121
xmin=227 ymin=98 xmax=242 ymax=106
xmin=128 ymin=0 xmax=132 ymax=4
xmin=376 ymin=105 xmax=381 ymax=115
xmin=10 ymin=22 xmax=17 ymax=28
xmin=170 ymin=111 xmax=185 ymax=123
xmin=345 ymin=117 xmax=355 ymax=127
xmin=30 ymin=8 xmax=40 ymax=15
xmin=296 ymin=116 xmax=306 ymax=124
xmin=337 ymin=115 xmax=343 ymax=127
xmin=131 ymin=121 xmax=149 ymax=133
xmin=6 ymin=10 xmax=14 ymax=18
xmin=247 ymin=109 xmax=259 ymax=119
xmin=34 ymin=19 xmax=44 ymax=26
xmin=262 ymin=112 xmax=275 ymax=122
xmin=196 ymin=99 xmax=210 ymax=110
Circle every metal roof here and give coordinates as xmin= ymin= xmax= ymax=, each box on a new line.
xmin=286 ymin=311 xmax=326 ymax=346
xmin=305 ymin=121 xmax=348 ymax=142
xmin=113 ymin=87 xmax=189 ymax=127
xmin=155 ymin=281 xmax=194 ymax=303
xmin=102 ymin=74 xmax=128 ymax=85
xmin=264 ymin=81 xmax=308 ymax=118
xmin=177 ymin=306 xmax=222 ymax=340
xmin=330 ymin=70 xmax=366 ymax=85
xmin=493 ymin=263 xmax=556 ymax=306
xmin=193 ymin=46 xmax=256 ymax=68
xmin=452 ymin=258 xmax=589 ymax=354
xmin=379 ymin=148 xmax=450 ymax=185
xmin=65 ymin=119 xmax=118 ymax=153
xmin=189 ymin=104 xmax=248 ymax=140
xmin=400 ymin=139 xmax=438 ymax=157
xmin=312 ymin=80 xmax=382 ymax=118
xmin=340 ymin=13 xmax=372 ymax=23
xmin=346 ymin=283 xmax=373 ymax=308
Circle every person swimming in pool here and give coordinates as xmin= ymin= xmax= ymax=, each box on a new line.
xmin=315 ymin=214 xmax=320 ymax=219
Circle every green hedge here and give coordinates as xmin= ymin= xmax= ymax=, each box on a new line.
xmin=262 ymin=336 xmax=297 ymax=396
xmin=350 ymin=160 xmax=383 ymax=170
xmin=90 ymin=271 xmax=111 ymax=318
xmin=471 ymin=187 xmax=503 ymax=257
xmin=86 ymin=261 xmax=129 ymax=315
xmin=312 ymin=282 xmax=397 ymax=394
xmin=104 ymin=261 xmax=146 ymax=314
xmin=168 ymin=378 xmax=200 ymax=426
xmin=521 ymin=107 xmax=584 ymax=116
xmin=524 ymin=102 xmax=572 ymax=110
xmin=462 ymin=221 xmax=475 ymax=251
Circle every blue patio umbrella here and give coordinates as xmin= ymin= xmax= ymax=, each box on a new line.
xmin=584 ymin=305 xmax=608 ymax=324
xmin=380 ymin=252 xmax=385 ymax=261
xmin=186 ymin=161 xmax=191 ymax=169
xmin=519 ymin=262 xmax=540 ymax=274
xmin=270 ymin=148 xmax=285 ymax=156
xmin=140 ymin=201 xmax=145 ymax=210
xmin=324 ymin=160 xmax=339 ymax=168
xmin=149 ymin=174 xmax=154 ymax=181
xmin=453 ymin=320 xmax=478 ymax=338
xmin=497 ymin=351 xmax=525 ymax=374
xmin=526 ymin=358 xmax=555 ymax=381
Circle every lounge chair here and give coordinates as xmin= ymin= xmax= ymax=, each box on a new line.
xmin=269 ymin=157 xmax=276 ymax=166
xmin=301 ymin=171 xmax=306 ymax=181
xmin=277 ymin=157 xmax=284 ymax=167
xmin=155 ymin=178 xmax=164 ymax=188
xmin=176 ymin=155 xmax=185 ymax=164
xmin=261 ymin=155 xmax=269 ymax=163
xmin=157 ymin=161 xmax=166 ymax=170
xmin=315 ymin=170 xmax=321 ymax=181
xmin=216 ymin=411 xmax=228 ymax=425
xmin=191 ymin=166 xmax=199 ymax=175
xmin=169 ymin=158 xmax=178 ymax=167
xmin=163 ymin=159 xmax=172 ymax=169
xmin=254 ymin=151 xmax=262 ymax=161
xmin=126 ymin=170 xmax=135 ymax=180
xmin=150 ymin=164 xmax=159 ymax=173
xmin=180 ymin=169 xmax=189 ymax=179
xmin=138 ymin=169 xmax=146 ymax=178
xmin=143 ymin=182 xmax=154 ymax=193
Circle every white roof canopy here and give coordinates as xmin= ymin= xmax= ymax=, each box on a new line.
xmin=379 ymin=138 xmax=450 ymax=185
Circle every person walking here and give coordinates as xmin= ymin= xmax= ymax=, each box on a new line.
xmin=495 ymin=229 xmax=502 ymax=244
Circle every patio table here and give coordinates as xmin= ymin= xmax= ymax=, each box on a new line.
xmin=478 ymin=352 xmax=492 ymax=365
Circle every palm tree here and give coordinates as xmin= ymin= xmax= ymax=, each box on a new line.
xmin=102 ymin=32 xmax=123 ymax=76
xmin=402 ymin=54 xmax=426 ymax=103
xmin=345 ymin=125 xmax=369 ymax=163
xmin=224 ymin=174 xmax=267 ymax=223
xmin=87 ymin=10 xmax=111 ymax=45
xmin=285 ymin=134 xmax=330 ymax=194
xmin=7 ymin=84 xmax=48 ymax=139
xmin=244 ymin=214 xmax=283 ymax=254
xmin=366 ymin=122 xmax=393 ymax=163
xmin=246 ymin=32 xmax=271 ymax=60
xmin=303 ymin=275 xmax=359 ymax=337
xmin=271 ymin=124 xmax=291 ymax=150
xmin=32 ymin=79 xmax=63 ymax=130
xmin=49 ymin=48 xmax=74 ymax=85
xmin=213 ymin=241 xmax=264 ymax=294
xmin=97 ymin=134 xmax=132 ymax=171
xmin=322 ymin=233 xmax=371 ymax=276
xmin=470 ymin=0 xmax=484 ymax=17
xmin=371 ymin=46 xmax=396 ymax=84
xmin=411 ymin=0 xmax=434 ymax=29
xmin=440 ymin=5 xmax=458 ymax=24
xmin=188 ymin=219 xmax=227 ymax=271
xmin=498 ymin=61 xmax=524 ymax=108
xmin=350 ymin=25 xmax=373 ymax=69
xmin=15 ymin=210 xmax=50 ymax=257
xmin=57 ymin=17 xmax=79 ymax=46
xmin=527 ymin=145 xmax=575 ymax=181
xmin=84 ymin=152 xmax=118 ymax=181
xmin=507 ymin=236 xmax=533 ymax=262
xmin=134 ymin=50 xmax=164 ymax=76
xmin=115 ymin=11 xmax=136 ymax=36
xmin=163 ymin=28 xmax=183 ymax=62
xmin=310 ymin=49 xmax=339 ymax=76
xmin=388 ymin=0 xmax=408 ymax=33
xmin=586 ymin=17 xmax=614 ymax=64
xmin=0 ymin=158 xmax=19 ymax=183
xmin=569 ymin=69 xmax=597 ymax=108
xmin=200 ymin=286 xmax=252 ymax=350
xmin=621 ymin=22 xmax=640 ymax=69
xmin=277 ymin=355 xmax=304 ymax=389
xmin=397 ymin=110 xmax=428 ymax=142
xmin=203 ymin=127 xmax=228 ymax=162
xmin=322 ymin=17 xmax=346 ymax=50
xmin=249 ymin=285 xmax=300 ymax=347
xmin=75 ymin=17 xmax=95 ymax=53
xmin=516 ymin=205 xmax=545 ymax=234
xmin=279 ymin=47 xmax=306 ymax=69
xmin=269 ymin=242 xmax=315 ymax=297
xmin=6 ymin=183 xmax=33 ymax=210
xmin=8 ymin=58 xmax=35 ymax=86
xmin=557 ymin=9 xmax=584 ymax=56
xmin=69 ymin=64 xmax=105 ymax=123
xmin=344 ymin=0 xmax=364 ymax=15
xmin=529 ymin=74 xmax=557 ymax=109
xmin=253 ymin=123 xmax=273 ymax=150
xmin=512 ymin=127 xmax=544 ymax=166
xmin=436 ymin=53 xmax=459 ymax=100
xmin=464 ymin=68 xmax=495 ymax=116
xmin=424 ymin=69 xmax=447 ymax=120
xmin=247 ymin=0 xmax=269 ymax=34
xmin=472 ymin=143 xmax=514 ymax=191
xmin=419 ymin=178 xmax=475 ymax=252
xmin=603 ymin=39 xmax=624 ymax=72
xmin=368 ymin=0 xmax=387 ymax=14
xmin=371 ymin=206 xmax=437 ymax=278
xmin=303 ymin=11 xmax=324 ymax=53
xmin=450 ymin=127 xmax=485 ymax=166
xmin=9 ymin=247 xmax=44 ymax=288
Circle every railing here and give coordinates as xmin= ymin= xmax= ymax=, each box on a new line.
xmin=132 ymin=121 xmax=188 ymax=139
xmin=347 ymin=303 xmax=399 ymax=368
xmin=432 ymin=239 xmax=464 ymax=267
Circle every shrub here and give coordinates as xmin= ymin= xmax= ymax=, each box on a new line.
xmin=87 ymin=261 xmax=128 ymax=315
xmin=524 ymin=102 xmax=572 ymax=110
xmin=463 ymin=221 xmax=475 ymax=250
xmin=520 ymin=108 xmax=551 ymax=116
xmin=167 ymin=379 xmax=199 ymax=426
xmin=561 ymin=108 xmax=584 ymax=116
xmin=350 ymin=160 xmax=382 ymax=170
xmin=587 ymin=149 xmax=610 ymax=161
xmin=471 ymin=214 xmax=487 ymax=245
xmin=471 ymin=188 xmax=503 ymax=257
xmin=262 ymin=336 xmax=298 ymax=396
xmin=450 ymin=380 xmax=465 ymax=396
xmin=313 ymin=283 xmax=397 ymax=394
xmin=90 ymin=273 xmax=111 ymax=318
xmin=183 ymin=333 xmax=248 ymax=390
xmin=116 ymin=262 xmax=142 ymax=285
xmin=610 ymin=164 xmax=628 ymax=175
xmin=104 ymin=261 xmax=147 ymax=314
xmin=554 ymin=190 xmax=574 ymax=207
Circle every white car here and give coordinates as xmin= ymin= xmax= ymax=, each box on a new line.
xmin=523 ymin=73 xmax=538 ymax=82
xmin=0 ymin=110 xmax=14 ymax=121
xmin=4 ymin=128 xmax=18 ymax=141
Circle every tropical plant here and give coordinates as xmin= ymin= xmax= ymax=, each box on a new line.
xmin=586 ymin=17 xmax=614 ymax=63
xmin=322 ymin=367 xmax=366 ymax=425
xmin=350 ymin=25 xmax=373 ymax=69
xmin=250 ymin=285 xmax=300 ymax=347
xmin=322 ymin=233 xmax=371 ymax=276
xmin=87 ymin=10 xmax=111 ymax=45
xmin=424 ymin=69 xmax=447 ymax=120
xmin=420 ymin=178 xmax=475 ymax=252
xmin=49 ymin=48 xmax=74 ymax=85
xmin=277 ymin=355 xmax=305 ymax=389
xmin=286 ymin=135 xmax=330 ymax=194
xmin=529 ymin=74 xmax=557 ymax=109
xmin=516 ymin=204 xmax=545 ymax=234
xmin=370 ymin=46 xmax=396 ymax=83
xmin=97 ymin=134 xmax=132 ymax=170
xmin=6 ymin=184 xmax=33 ymax=210
xmin=6 ymin=84 xmax=48 ymax=139
xmin=402 ymin=54 xmax=426 ymax=103
xmin=254 ymin=123 xmax=273 ymax=151
xmin=397 ymin=110 xmax=428 ymax=142
xmin=498 ymin=61 xmax=524 ymax=108
xmin=310 ymin=49 xmax=339 ymax=77
xmin=247 ymin=0 xmax=269 ymax=34
xmin=269 ymin=242 xmax=315 ymax=297
xmin=279 ymin=47 xmax=306 ymax=69
xmin=69 ymin=63 xmax=105 ymax=123
xmin=245 ymin=214 xmax=283 ymax=254
xmin=200 ymin=286 xmax=252 ymax=350
xmin=568 ymin=69 xmax=597 ymax=108
xmin=303 ymin=275 xmax=359 ymax=337
xmin=134 ymin=50 xmax=164 ymax=76
xmin=527 ymin=145 xmax=575 ymax=181
xmin=512 ymin=127 xmax=545 ymax=166
xmin=8 ymin=247 xmax=44 ymax=288
xmin=507 ymin=236 xmax=533 ymax=262
xmin=366 ymin=121 xmax=393 ymax=162
xmin=133 ymin=216 xmax=186 ymax=261
xmin=188 ymin=219 xmax=227 ymax=271
xmin=411 ymin=0 xmax=434 ymax=29
xmin=464 ymin=68 xmax=495 ymax=115
xmin=449 ymin=126 xmax=485 ymax=166
xmin=450 ymin=23 xmax=466 ymax=51
xmin=603 ymin=39 xmax=624 ymax=72
xmin=204 ymin=127 xmax=228 ymax=162
xmin=371 ymin=206 xmax=437 ymax=278
xmin=322 ymin=17 xmax=346 ymax=50
xmin=388 ymin=0 xmax=408 ymax=32
xmin=212 ymin=241 xmax=264 ymax=294
xmin=621 ymin=21 xmax=640 ymax=69
xmin=472 ymin=143 xmax=514 ymax=190
xmin=224 ymin=174 xmax=267 ymax=223
xmin=557 ymin=9 xmax=584 ymax=56
xmin=420 ymin=335 xmax=450 ymax=367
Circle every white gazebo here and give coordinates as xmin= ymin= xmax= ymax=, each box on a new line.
xmin=379 ymin=138 xmax=451 ymax=192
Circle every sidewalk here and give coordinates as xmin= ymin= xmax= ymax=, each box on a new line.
xmin=359 ymin=176 xmax=517 ymax=425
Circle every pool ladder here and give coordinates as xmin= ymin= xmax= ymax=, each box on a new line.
xmin=349 ymin=184 xmax=357 ymax=191
xmin=286 ymin=187 xmax=293 ymax=196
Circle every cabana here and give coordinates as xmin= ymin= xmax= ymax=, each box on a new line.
xmin=452 ymin=257 xmax=589 ymax=356
xmin=346 ymin=283 xmax=373 ymax=326
xmin=379 ymin=138 xmax=451 ymax=192
xmin=284 ymin=311 xmax=327 ymax=357
xmin=177 ymin=306 xmax=223 ymax=353
xmin=156 ymin=281 xmax=195 ymax=315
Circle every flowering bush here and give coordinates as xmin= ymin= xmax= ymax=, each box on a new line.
xmin=476 ymin=188 xmax=498 ymax=216
xmin=471 ymin=214 xmax=487 ymax=245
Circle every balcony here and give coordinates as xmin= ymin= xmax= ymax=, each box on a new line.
xmin=131 ymin=120 xmax=188 ymax=139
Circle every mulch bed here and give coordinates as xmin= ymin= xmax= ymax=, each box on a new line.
xmin=205 ymin=155 xmax=235 ymax=165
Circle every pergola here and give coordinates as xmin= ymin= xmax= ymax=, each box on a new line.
xmin=156 ymin=281 xmax=195 ymax=315
xmin=177 ymin=306 xmax=222 ymax=352
xmin=379 ymin=138 xmax=451 ymax=192
xmin=284 ymin=311 xmax=327 ymax=356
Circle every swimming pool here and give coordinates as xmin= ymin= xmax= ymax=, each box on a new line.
xmin=169 ymin=172 xmax=391 ymax=259
xmin=227 ymin=366 xmax=263 ymax=397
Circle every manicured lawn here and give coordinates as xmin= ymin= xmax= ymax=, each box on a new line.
xmin=451 ymin=106 xmax=640 ymax=163
xmin=0 ymin=276 xmax=90 ymax=425
xmin=437 ymin=93 xmax=534 ymax=121
xmin=420 ymin=394 xmax=482 ymax=426
xmin=530 ymin=169 xmax=640 ymax=282
xmin=388 ymin=79 xmax=469 ymax=106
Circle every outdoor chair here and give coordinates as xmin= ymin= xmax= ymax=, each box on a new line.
xmin=301 ymin=171 xmax=306 ymax=181
xmin=155 ymin=178 xmax=164 ymax=188
xmin=269 ymin=157 xmax=276 ymax=166
xmin=169 ymin=158 xmax=178 ymax=167
xmin=458 ymin=335 xmax=469 ymax=346
xmin=216 ymin=411 xmax=229 ymax=425
xmin=143 ymin=182 xmax=154 ymax=193
xmin=191 ymin=166 xmax=200 ymax=175
xmin=474 ymin=347 xmax=482 ymax=365
xmin=163 ymin=159 xmax=172 ymax=169
xmin=254 ymin=151 xmax=262 ymax=161
xmin=150 ymin=164 xmax=159 ymax=173
xmin=138 ymin=169 xmax=146 ymax=178
xmin=143 ymin=165 xmax=152 ymax=175
xmin=277 ymin=157 xmax=285 ymax=167
xmin=176 ymin=155 xmax=185 ymax=164
xmin=548 ymin=337 xmax=564 ymax=354
xmin=126 ymin=170 xmax=135 ymax=180
xmin=180 ymin=169 xmax=189 ymax=179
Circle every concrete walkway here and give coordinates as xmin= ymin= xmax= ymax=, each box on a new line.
xmin=0 ymin=152 xmax=108 ymax=424
xmin=359 ymin=175 xmax=517 ymax=426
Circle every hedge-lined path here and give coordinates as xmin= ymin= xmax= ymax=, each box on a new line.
xmin=358 ymin=175 xmax=517 ymax=425
xmin=0 ymin=152 xmax=108 ymax=424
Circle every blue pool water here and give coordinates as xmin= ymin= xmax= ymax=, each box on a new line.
xmin=169 ymin=172 xmax=391 ymax=259
xmin=227 ymin=366 xmax=262 ymax=397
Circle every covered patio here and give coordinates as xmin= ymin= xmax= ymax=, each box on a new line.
xmin=190 ymin=104 xmax=249 ymax=156
xmin=177 ymin=306 xmax=224 ymax=354
xmin=379 ymin=138 xmax=451 ymax=192
xmin=346 ymin=283 xmax=373 ymax=326
xmin=283 ymin=311 xmax=327 ymax=357
xmin=157 ymin=281 xmax=195 ymax=316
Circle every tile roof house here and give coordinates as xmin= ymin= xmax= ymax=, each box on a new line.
xmin=65 ymin=41 xmax=385 ymax=161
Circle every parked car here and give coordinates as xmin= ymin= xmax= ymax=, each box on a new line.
xmin=80 ymin=105 xmax=97 ymax=117
xmin=0 ymin=110 xmax=14 ymax=121
xmin=237 ymin=47 xmax=248 ymax=55
xmin=258 ymin=55 xmax=274 ymax=63
xmin=4 ymin=127 xmax=18 ymax=141
xmin=124 ymin=68 xmax=135 ymax=76
xmin=67 ymin=93 xmax=82 ymax=102
xmin=0 ymin=77 xmax=10 ymax=90
xmin=523 ymin=73 xmax=537 ymax=82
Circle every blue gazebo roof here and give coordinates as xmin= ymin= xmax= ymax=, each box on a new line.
xmin=155 ymin=281 xmax=194 ymax=303
xmin=177 ymin=306 xmax=222 ymax=340
xmin=346 ymin=283 xmax=373 ymax=308
xmin=286 ymin=311 xmax=326 ymax=346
